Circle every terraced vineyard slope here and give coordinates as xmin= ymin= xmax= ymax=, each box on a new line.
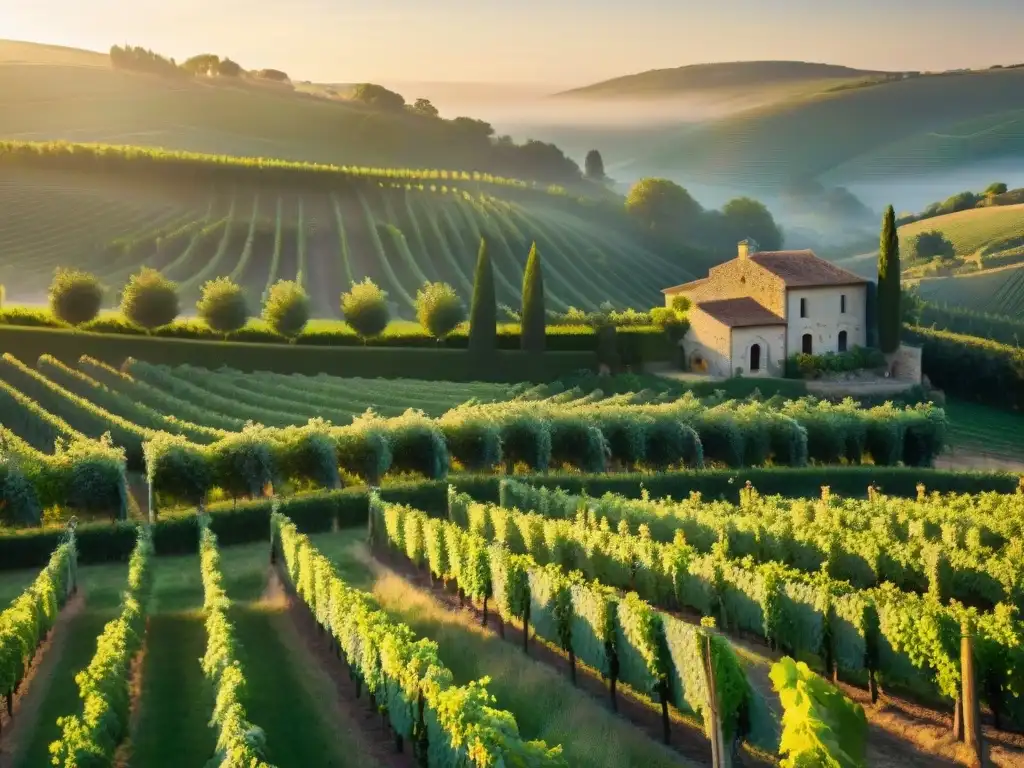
xmin=0 ymin=165 xmax=680 ymax=315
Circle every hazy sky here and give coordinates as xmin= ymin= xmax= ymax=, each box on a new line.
xmin=5 ymin=0 xmax=1024 ymax=85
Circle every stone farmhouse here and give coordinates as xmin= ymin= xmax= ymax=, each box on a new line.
xmin=662 ymin=240 xmax=868 ymax=377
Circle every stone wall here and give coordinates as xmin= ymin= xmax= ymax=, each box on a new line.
xmin=685 ymin=258 xmax=787 ymax=316
xmin=887 ymin=343 xmax=923 ymax=383
xmin=786 ymin=284 xmax=868 ymax=358
xmin=731 ymin=325 xmax=787 ymax=377
xmin=682 ymin=309 xmax=732 ymax=376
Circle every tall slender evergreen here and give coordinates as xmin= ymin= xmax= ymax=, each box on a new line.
xmin=521 ymin=242 xmax=546 ymax=353
xmin=877 ymin=205 xmax=901 ymax=353
xmin=468 ymin=238 xmax=497 ymax=354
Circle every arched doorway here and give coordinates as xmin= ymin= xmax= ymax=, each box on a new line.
xmin=750 ymin=343 xmax=761 ymax=372
xmin=802 ymin=333 xmax=813 ymax=354
xmin=838 ymin=330 xmax=848 ymax=353
xmin=689 ymin=351 xmax=708 ymax=373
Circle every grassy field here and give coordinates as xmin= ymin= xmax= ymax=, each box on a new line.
xmin=0 ymin=166 xmax=679 ymax=315
xmin=899 ymin=203 xmax=1024 ymax=260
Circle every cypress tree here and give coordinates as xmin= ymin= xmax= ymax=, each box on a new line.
xmin=468 ymin=238 xmax=497 ymax=354
xmin=521 ymin=242 xmax=545 ymax=353
xmin=877 ymin=205 xmax=901 ymax=353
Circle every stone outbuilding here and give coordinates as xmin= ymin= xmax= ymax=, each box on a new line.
xmin=662 ymin=239 xmax=868 ymax=377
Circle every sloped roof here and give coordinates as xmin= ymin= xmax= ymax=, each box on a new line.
xmin=696 ymin=297 xmax=786 ymax=328
xmin=749 ymin=251 xmax=866 ymax=287
xmin=661 ymin=277 xmax=708 ymax=294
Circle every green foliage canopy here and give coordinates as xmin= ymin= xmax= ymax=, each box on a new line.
xmin=468 ymin=239 xmax=497 ymax=354
xmin=909 ymin=230 xmax=956 ymax=262
xmin=625 ymin=178 xmax=704 ymax=236
xmin=521 ymin=243 xmax=546 ymax=353
xmin=770 ymin=656 xmax=867 ymax=768
xmin=416 ymin=282 xmax=465 ymax=341
xmin=196 ymin=277 xmax=249 ymax=334
xmin=262 ymin=280 xmax=311 ymax=339
xmin=877 ymin=206 xmax=901 ymax=354
xmin=120 ymin=268 xmax=180 ymax=330
xmin=340 ymin=279 xmax=390 ymax=341
xmin=48 ymin=268 xmax=103 ymax=327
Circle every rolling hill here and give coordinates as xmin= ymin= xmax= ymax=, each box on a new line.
xmin=556 ymin=60 xmax=885 ymax=100
xmin=899 ymin=204 xmax=1024 ymax=317
xmin=900 ymin=204 xmax=1024 ymax=261
xmin=0 ymin=151 xmax=685 ymax=318
xmin=0 ymin=39 xmax=581 ymax=184
xmin=597 ymin=66 xmax=1024 ymax=188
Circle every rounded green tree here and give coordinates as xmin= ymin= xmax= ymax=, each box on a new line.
xmin=196 ymin=277 xmax=249 ymax=335
xmin=341 ymin=279 xmax=390 ymax=342
xmin=49 ymin=268 xmax=103 ymax=326
xmin=262 ymin=280 xmax=310 ymax=339
xmin=121 ymin=268 xmax=179 ymax=330
xmin=416 ymin=282 xmax=465 ymax=341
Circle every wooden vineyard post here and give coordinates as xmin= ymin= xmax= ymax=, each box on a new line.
xmin=703 ymin=632 xmax=729 ymax=768
xmin=522 ymin=603 xmax=530 ymax=654
xmin=953 ymin=688 xmax=964 ymax=742
xmin=962 ymin=632 xmax=986 ymax=766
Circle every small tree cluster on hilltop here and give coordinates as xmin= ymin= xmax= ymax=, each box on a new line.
xmin=349 ymin=84 xmax=582 ymax=183
xmin=256 ymin=69 xmax=290 ymax=83
xmin=625 ymin=178 xmax=783 ymax=256
xmin=109 ymin=45 xmax=184 ymax=77
xmin=181 ymin=53 xmax=241 ymax=77
xmin=898 ymin=181 xmax=1015 ymax=226
xmin=112 ymin=44 xmax=275 ymax=83
xmin=351 ymin=83 xmax=406 ymax=111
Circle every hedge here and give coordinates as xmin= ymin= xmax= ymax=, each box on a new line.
xmin=2 ymin=467 xmax=1018 ymax=570
xmin=0 ymin=308 xmax=673 ymax=369
xmin=0 ymin=324 xmax=597 ymax=381
xmin=906 ymin=325 xmax=1024 ymax=411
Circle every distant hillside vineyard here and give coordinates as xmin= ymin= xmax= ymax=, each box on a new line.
xmin=0 ymin=145 xmax=684 ymax=317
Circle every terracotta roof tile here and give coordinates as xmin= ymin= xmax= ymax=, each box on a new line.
xmin=749 ymin=251 xmax=866 ymax=287
xmin=661 ymin=277 xmax=708 ymax=294
xmin=696 ymin=297 xmax=786 ymax=328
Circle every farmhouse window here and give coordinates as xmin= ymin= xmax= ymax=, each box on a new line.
xmin=799 ymin=298 xmax=807 ymax=318
xmin=840 ymin=294 xmax=846 ymax=313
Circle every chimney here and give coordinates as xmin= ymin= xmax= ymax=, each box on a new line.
xmin=738 ymin=238 xmax=759 ymax=261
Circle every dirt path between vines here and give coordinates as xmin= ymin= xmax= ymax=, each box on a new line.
xmin=113 ymin=620 xmax=149 ymax=768
xmin=0 ymin=590 xmax=86 ymax=768
xmin=359 ymin=544 xmax=771 ymax=768
xmin=264 ymin=568 xmax=413 ymax=768
xmin=366 ymin=542 xmax=1024 ymax=768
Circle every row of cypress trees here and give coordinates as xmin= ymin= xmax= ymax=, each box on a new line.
xmin=468 ymin=239 xmax=546 ymax=354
